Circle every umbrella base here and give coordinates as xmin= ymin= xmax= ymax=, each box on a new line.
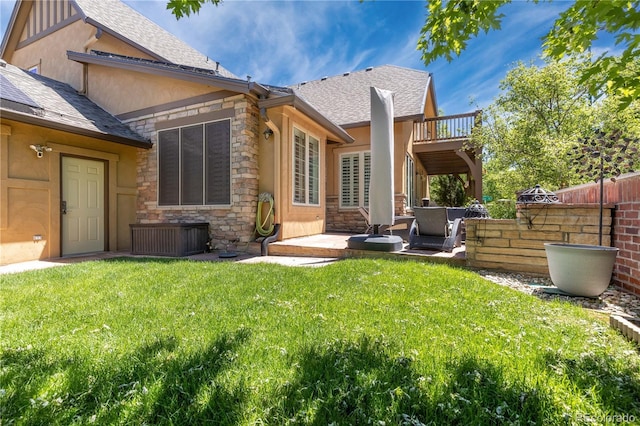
xmin=347 ymin=234 xmax=404 ymax=252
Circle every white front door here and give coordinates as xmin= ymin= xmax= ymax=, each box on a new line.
xmin=62 ymin=157 xmax=105 ymax=256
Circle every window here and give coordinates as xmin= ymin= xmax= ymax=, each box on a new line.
xmin=406 ymin=153 xmax=415 ymax=208
xmin=157 ymin=119 xmax=230 ymax=206
xmin=293 ymin=128 xmax=320 ymax=205
xmin=340 ymin=151 xmax=371 ymax=208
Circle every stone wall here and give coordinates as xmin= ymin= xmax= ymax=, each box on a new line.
xmin=126 ymin=94 xmax=260 ymax=246
xmin=465 ymin=204 xmax=613 ymax=275
xmin=326 ymin=193 xmax=409 ymax=233
xmin=556 ymin=172 xmax=640 ymax=295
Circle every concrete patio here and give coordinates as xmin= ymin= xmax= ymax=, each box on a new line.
xmin=254 ymin=232 xmax=466 ymax=266
xmin=0 ymin=233 xmax=466 ymax=275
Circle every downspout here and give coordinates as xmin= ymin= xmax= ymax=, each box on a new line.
xmin=260 ymin=107 xmax=282 ymax=255
xmin=80 ymin=27 xmax=102 ymax=94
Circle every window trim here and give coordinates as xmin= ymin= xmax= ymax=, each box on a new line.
xmin=339 ymin=150 xmax=371 ymax=209
xmin=157 ymin=118 xmax=231 ymax=207
xmin=292 ymin=126 xmax=321 ymax=206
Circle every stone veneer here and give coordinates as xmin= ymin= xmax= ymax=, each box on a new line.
xmin=125 ymin=94 xmax=260 ymax=247
xmin=326 ymin=193 xmax=409 ymax=233
xmin=465 ymin=203 xmax=613 ymax=275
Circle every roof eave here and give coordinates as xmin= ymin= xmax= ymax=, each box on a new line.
xmin=259 ymin=95 xmax=354 ymax=144
xmin=1 ymin=108 xmax=152 ymax=149
xmin=340 ymin=113 xmax=425 ymax=129
xmin=424 ymin=73 xmax=437 ymax=117
xmin=82 ymin=16 xmax=171 ymax=64
xmin=0 ymin=0 xmax=23 ymax=58
xmin=67 ymin=50 xmax=268 ymax=96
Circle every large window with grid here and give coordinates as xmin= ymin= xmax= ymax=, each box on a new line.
xmin=157 ymin=119 xmax=231 ymax=206
xmin=340 ymin=151 xmax=371 ymax=208
xmin=293 ymin=127 xmax=320 ymax=205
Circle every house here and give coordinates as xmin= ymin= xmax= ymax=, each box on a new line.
xmin=0 ymin=60 xmax=151 ymax=264
xmin=0 ymin=0 xmax=481 ymax=265
xmin=290 ymin=66 xmax=481 ymax=233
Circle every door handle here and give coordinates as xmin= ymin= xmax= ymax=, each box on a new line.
xmin=61 ymin=201 xmax=67 ymax=215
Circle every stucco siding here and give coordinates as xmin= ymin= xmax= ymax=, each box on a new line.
xmin=8 ymin=19 xmax=159 ymax=93
xmin=0 ymin=120 xmax=140 ymax=265
xmin=9 ymin=19 xmax=90 ymax=90
xmin=86 ymin=64 xmax=222 ymax=116
xmin=275 ymin=107 xmax=330 ymax=240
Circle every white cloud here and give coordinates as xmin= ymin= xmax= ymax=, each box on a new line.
xmin=3 ymin=0 xmax=624 ymax=117
xmin=126 ymin=0 xmax=379 ymax=85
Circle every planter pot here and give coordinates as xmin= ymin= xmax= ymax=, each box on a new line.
xmin=544 ymin=243 xmax=618 ymax=297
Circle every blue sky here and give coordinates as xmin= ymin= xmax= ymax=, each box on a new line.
xmin=0 ymin=0 xmax=621 ymax=115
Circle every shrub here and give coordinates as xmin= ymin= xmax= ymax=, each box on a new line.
xmin=486 ymin=199 xmax=516 ymax=219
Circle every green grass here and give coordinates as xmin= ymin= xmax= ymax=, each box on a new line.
xmin=1 ymin=258 xmax=639 ymax=425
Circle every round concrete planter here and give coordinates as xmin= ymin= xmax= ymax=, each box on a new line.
xmin=544 ymin=243 xmax=618 ymax=297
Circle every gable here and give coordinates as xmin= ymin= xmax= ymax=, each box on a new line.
xmin=1 ymin=0 xmax=236 ymax=79
xmin=16 ymin=0 xmax=81 ymax=51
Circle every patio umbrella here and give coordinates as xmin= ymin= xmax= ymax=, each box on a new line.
xmin=369 ymin=86 xmax=395 ymax=230
xmin=347 ymin=87 xmax=403 ymax=251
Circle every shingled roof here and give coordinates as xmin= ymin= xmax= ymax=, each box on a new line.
xmin=0 ymin=0 xmax=236 ymax=80
xmin=73 ymin=0 xmax=237 ymax=79
xmin=291 ymin=65 xmax=432 ymax=127
xmin=0 ymin=62 xmax=151 ymax=148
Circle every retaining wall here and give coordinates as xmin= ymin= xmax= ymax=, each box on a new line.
xmin=465 ymin=204 xmax=613 ymax=275
xmin=466 ymin=172 xmax=640 ymax=296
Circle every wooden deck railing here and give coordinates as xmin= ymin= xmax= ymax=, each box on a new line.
xmin=413 ymin=110 xmax=481 ymax=143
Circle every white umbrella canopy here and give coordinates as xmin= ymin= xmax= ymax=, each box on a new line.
xmin=346 ymin=87 xmax=403 ymax=252
xmin=369 ymin=86 xmax=395 ymax=228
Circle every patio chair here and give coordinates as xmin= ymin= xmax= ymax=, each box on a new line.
xmin=409 ymin=207 xmax=463 ymax=252
xmin=446 ymin=207 xmax=467 ymax=242
xmin=446 ymin=207 xmax=466 ymax=222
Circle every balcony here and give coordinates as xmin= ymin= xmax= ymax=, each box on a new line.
xmin=413 ymin=110 xmax=481 ymax=143
xmin=412 ymin=110 xmax=483 ymax=200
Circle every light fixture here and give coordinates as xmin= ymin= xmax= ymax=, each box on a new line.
xmin=29 ymin=144 xmax=52 ymax=158
xmin=263 ymin=128 xmax=274 ymax=140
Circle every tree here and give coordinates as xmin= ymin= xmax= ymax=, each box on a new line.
xmin=166 ymin=0 xmax=220 ymax=19
xmin=472 ymin=58 xmax=592 ymax=199
xmin=429 ymin=174 xmax=467 ymax=207
xmin=419 ymin=0 xmax=640 ymax=110
xmin=165 ymin=1 xmax=640 ymax=109
xmin=472 ymin=57 xmax=640 ymax=200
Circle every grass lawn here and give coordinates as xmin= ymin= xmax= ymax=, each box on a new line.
xmin=1 ymin=258 xmax=639 ymax=425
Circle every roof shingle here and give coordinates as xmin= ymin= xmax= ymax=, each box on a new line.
xmin=73 ymin=0 xmax=237 ymax=79
xmin=0 ymin=62 xmax=150 ymax=146
xmin=291 ymin=65 xmax=431 ymax=127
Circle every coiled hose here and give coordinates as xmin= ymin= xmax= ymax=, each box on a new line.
xmin=256 ymin=192 xmax=275 ymax=237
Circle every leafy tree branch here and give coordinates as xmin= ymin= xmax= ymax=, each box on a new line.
xmin=420 ymin=0 xmax=640 ymax=109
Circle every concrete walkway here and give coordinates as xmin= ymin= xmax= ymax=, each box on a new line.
xmin=0 ymin=252 xmax=339 ymax=275
xmin=1 ymin=233 xmax=467 ymax=275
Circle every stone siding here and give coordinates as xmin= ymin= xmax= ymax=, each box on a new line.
xmin=465 ymin=204 xmax=613 ymax=275
xmin=125 ymin=94 xmax=260 ymax=247
xmin=326 ymin=193 xmax=409 ymax=233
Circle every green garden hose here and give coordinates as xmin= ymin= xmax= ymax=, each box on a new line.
xmin=256 ymin=192 xmax=275 ymax=237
